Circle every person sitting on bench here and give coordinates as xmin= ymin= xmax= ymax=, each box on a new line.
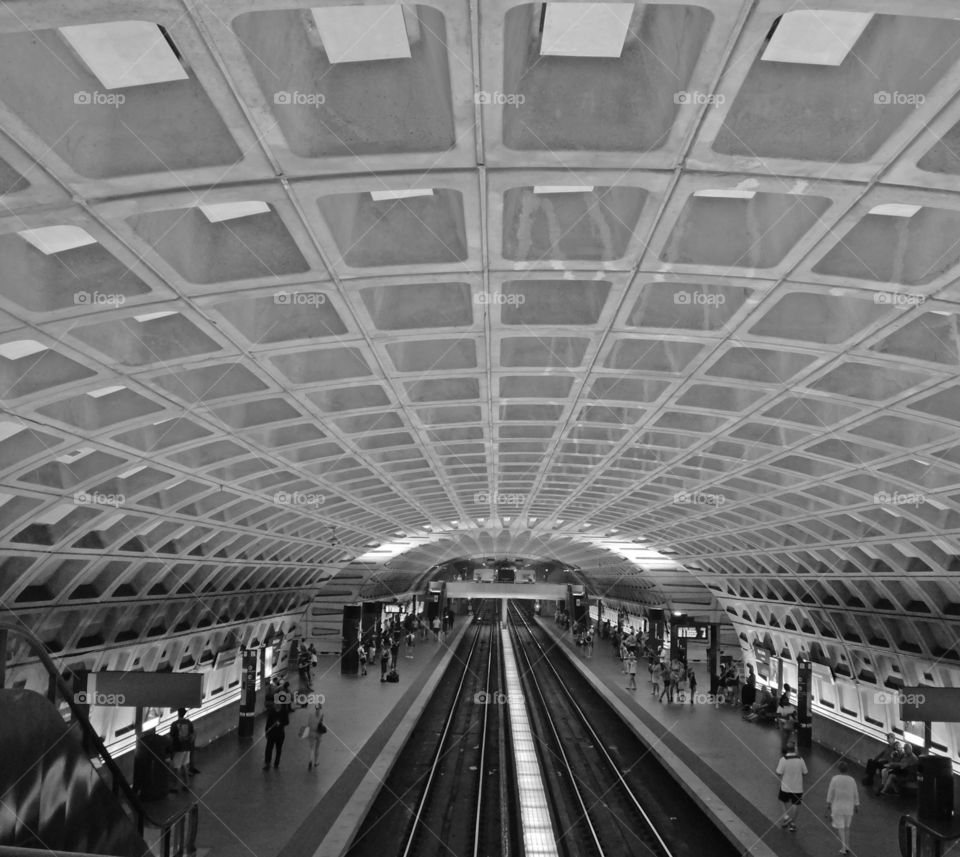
xmin=879 ymin=743 xmax=919 ymax=796
xmin=742 ymin=686 xmax=777 ymax=721
xmin=863 ymin=733 xmax=901 ymax=788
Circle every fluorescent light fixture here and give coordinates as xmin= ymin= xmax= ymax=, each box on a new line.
xmin=0 ymin=340 xmax=47 ymax=360
xmin=56 ymin=447 xmax=95 ymax=463
xmin=370 ymin=188 xmax=433 ymax=201
xmin=0 ymin=421 xmax=23 ymax=443
xmin=761 ymin=11 xmax=873 ymax=66
xmin=199 ymin=201 xmax=271 ymax=223
xmin=35 ymin=503 xmax=76 ymax=525
xmin=133 ymin=311 xmax=177 ymax=322
xmin=533 ymin=185 xmax=594 ymax=194
xmin=541 ymin=3 xmax=633 ymax=58
xmin=18 ymin=225 xmax=97 ymax=255
xmin=118 ymin=465 xmax=147 ymax=478
xmin=59 ymin=21 xmax=188 ymax=89
xmin=869 ymin=203 xmax=921 ymax=217
xmin=87 ymin=385 xmax=126 ymax=398
xmin=310 ymin=5 xmax=411 ymax=64
xmin=693 ymin=189 xmax=757 ymax=199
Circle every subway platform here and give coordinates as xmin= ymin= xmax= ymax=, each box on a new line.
xmin=537 ymin=616 xmax=917 ymax=857
xmin=147 ymin=620 xmax=469 ymax=857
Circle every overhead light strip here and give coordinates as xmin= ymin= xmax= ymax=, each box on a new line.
xmin=540 ymin=3 xmax=633 ymax=58
xmin=59 ymin=21 xmax=188 ymax=89
xmin=310 ymin=5 xmax=412 ymax=64
xmin=18 ymin=226 xmax=97 ymax=255
xmin=761 ymin=11 xmax=873 ymax=66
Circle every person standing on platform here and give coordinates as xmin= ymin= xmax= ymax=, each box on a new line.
xmin=659 ymin=664 xmax=674 ymax=703
xmin=380 ymin=642 xmax=391 ymax=681
xmin=776 ymin=742 xmax=807 ymax=832
xmin=169 ymin=709 xmax=194 ymax=791
xmin=405 ymin=628 xmax=415 ymax=658
xmin=687 ymin=666 xmax=697 ymax=706
xmin=358 ymin=643 xmax=368 ymax=676
xmin=826 ymin=760 xmax=859 ymax=854
xmin=625 ymin=650 xmax=637 ymax=691
xmin=307 ymin=702 xmax=324 ymax=771
xmin=263 ymin=692 xmax=290 ymax=769
xmin=777 ymin=695 xmax=798 ymax=753
xmin=742 ymin=664 xmax=757 ymax=710
xmin=651 ymin=660 xmax=662 ymax=697
xmin=297 ymin=645 xmax=311 ymax=690
xmin=432 ymin=615 xmax=441 ymax=641
xmin=390 ymin=633 xmax=400 ymax=670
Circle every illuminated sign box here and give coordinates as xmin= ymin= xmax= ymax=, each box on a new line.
xmin=82 ymin=671 xmax=203 ymax=708
xmin=899 ymin=687 xmax=960 ymax=723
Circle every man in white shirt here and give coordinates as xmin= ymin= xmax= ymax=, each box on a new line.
xmin=776 ymin=743 xmax=808 ymax=832
xmin=826 ymin=760 xmax=859 ymax=854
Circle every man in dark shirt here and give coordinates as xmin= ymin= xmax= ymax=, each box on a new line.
xmin=263 ymin=687 xmax=291 ymax=769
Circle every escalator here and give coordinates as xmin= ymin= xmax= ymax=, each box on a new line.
xmin=0 ymin=688 xmax=149 ymax=856
xmin=0 ymin=624 xmax=198 ymax=857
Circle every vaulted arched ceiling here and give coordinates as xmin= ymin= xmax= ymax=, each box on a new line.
xmin=0 ymin=1 xmax=959 ymax=683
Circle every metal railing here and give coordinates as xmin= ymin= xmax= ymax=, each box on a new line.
xmin=0 ymin=623 xmax=199 ymax=856
xmin=899 ymin=815 xmax=960 ymax=857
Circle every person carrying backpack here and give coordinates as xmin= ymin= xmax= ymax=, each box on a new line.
xmin=169 ymin=708 xmax=195 ymax=791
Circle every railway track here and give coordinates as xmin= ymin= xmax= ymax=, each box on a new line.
xmin=510 ymin=602 xmax=675 ymax=857
xmin=347 ymin=602 xmax=514 ymax=857
xmin=401 ymin=608 xmax=505 ymax=857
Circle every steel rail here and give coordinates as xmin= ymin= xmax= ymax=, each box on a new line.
xmin=510 ymin=603 xmax=675 ymax=857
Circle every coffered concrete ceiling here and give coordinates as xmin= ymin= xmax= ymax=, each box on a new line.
xmin=1 ymin=1 xmax=960 ymax=677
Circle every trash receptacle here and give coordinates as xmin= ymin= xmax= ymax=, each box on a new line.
xmin=918 ymin=755 xmax=954 ymax=820
xmin=133 ymin=731 xmax=170 ymax=801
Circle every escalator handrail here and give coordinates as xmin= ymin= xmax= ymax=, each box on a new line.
xmin=0 ymin=847 xmax=130 ymax=857
xmin=0 ymin=620 xmax=194 ymax=832
xmin=900 ymin=814 xmax=960 ymax=840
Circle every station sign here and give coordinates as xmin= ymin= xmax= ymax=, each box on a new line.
xmin=78 ymin=670 xmax=203 ymax=708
